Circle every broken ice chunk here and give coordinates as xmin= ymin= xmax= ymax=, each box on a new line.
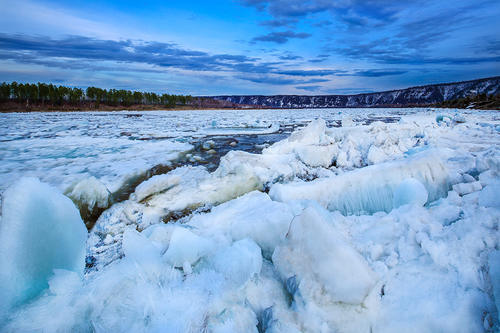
xmin=163 ymin=227 xmax=215 ymax=267
xmin=272 ymin=206 xmax=376 ymax=304
xmin=452 ymin=181 xmax=482 ymax=196
xmin=209 ymin=238 xmax=262 ymax=288
xmin=122 ymin=229 xmax=161 ymax=264
xmin=0 ymin=178 xmax=87 ymax=318
xmin=479 ymin=183 xmax=500 ymax=208
xmin=393 ymin=178 xmax=428 ymax=208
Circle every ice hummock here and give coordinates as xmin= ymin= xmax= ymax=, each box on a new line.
xmin=273 ymin=206 xmax=376 ymax=304
xmin=270 ymin=149 xmax=450 ymax=215
xmin=163 ymin=227 xmax=216 ymax=268
xmin=188 ymin=191 xmax=294 ymax=258
xmin=0 ymin=178 xmax=87 ymax=322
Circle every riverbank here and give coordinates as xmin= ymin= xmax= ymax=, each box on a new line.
xmin=0 ymin=100 xmax=261 ymax=113
xmin=1 ymin=100 xmax=498 ymax=112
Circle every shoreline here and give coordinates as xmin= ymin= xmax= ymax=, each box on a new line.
xmin=1 ymin=106 xmax=498 ymax=113
xmin=1 ymin=98 xmax=499 ymax=113
xmin=0 ymin=105 xmax=271 ymax=113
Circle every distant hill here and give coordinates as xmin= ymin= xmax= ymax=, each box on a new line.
xmin=211 ymin=76 xmax=500 ymax=108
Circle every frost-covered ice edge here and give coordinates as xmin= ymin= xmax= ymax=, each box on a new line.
xmin=0 ymin=110 xmax=499 ymax=332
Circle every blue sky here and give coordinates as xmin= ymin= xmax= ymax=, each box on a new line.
xmin=0 ymin=0 xmax=499 ymax=95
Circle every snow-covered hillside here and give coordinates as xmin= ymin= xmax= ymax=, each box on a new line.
xmin=213 ymin=76 xmax=500 ymax=108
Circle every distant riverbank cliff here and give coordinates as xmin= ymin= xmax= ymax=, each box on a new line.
xmin=212 ymin=76 xmax=500 ymax=110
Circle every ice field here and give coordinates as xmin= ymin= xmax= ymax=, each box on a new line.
xmin=0 ymin=108 xmax=499 ymax=332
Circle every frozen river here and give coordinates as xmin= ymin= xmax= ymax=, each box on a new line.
xmin=0 ymin=108 xmax=499 ymax=332
xmin=0 ymin=108 xmax=405 ymax=194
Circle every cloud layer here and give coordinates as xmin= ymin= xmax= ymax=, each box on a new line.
xmin=0 ymin=0 xmax=498 ymax=94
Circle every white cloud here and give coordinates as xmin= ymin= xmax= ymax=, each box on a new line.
xmin=0 ymin=0 xmax=143 ymax=40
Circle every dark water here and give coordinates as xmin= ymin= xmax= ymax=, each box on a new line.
xmin=82 ymin=129 xmax=290 ymax=229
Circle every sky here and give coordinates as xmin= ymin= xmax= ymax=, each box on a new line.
xmin=0 ymin=0 xmax=499 ymax=95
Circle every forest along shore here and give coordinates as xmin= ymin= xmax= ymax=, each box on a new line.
xmin=0 ymin=81 xmax=257 ymax=112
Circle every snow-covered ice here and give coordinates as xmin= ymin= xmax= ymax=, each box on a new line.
xmin=0 ymin=107 xmax=499 ymax=332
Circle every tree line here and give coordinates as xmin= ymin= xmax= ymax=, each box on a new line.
xmin=0 ymin=82 xmax=192 ymax=107
xmin=437 ymin=92 xmax=499 ymax=110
